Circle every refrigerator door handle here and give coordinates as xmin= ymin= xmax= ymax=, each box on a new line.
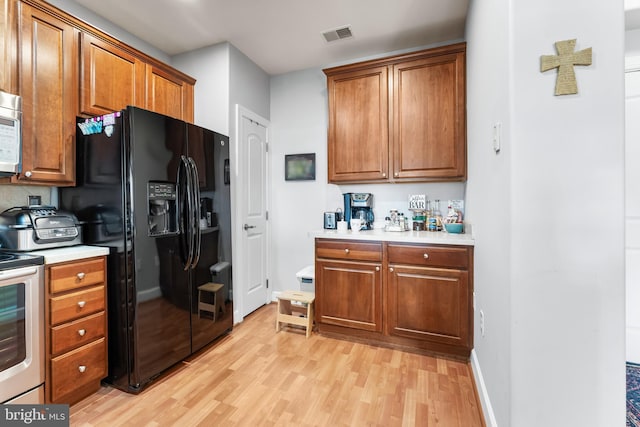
xmin=188 ymin=157 xmax=202 ymax=269
xmin=179 ymin=155 xmax=194 ymax=270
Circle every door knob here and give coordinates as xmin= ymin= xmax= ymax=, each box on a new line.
xmin=243 ymin=224 xmax=256 ymax=230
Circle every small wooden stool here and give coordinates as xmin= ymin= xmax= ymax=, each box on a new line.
xmin=198 ymin=282 xmax=225 ymax=321
xmin=275 ymin=290 xmax=315 ymax=338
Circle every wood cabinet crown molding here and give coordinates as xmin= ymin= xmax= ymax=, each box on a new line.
xmin=18 ymin=0 xmax=195 ymax=85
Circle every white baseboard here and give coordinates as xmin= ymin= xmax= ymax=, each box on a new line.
xmin=470 ymin=349 xmax=498 ymax=427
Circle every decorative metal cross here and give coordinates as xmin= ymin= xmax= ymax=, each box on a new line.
xmin=540 ymin=39 xmax=592 ymax=96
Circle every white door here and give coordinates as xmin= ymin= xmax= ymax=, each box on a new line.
xmin=239 ymin=108 xmax=269 ymax=316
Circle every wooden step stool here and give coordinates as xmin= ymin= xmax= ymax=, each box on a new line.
xmin=198 ymin=282 xmax=225 ymax=321
xmin=275 ymin=290 xmax=315 ymax=338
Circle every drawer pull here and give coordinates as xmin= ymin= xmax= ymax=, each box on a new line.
xmin=375 ymin=266 xmax=380 ymax=271
xmin=77 ymin=272 xmax=86 ymax=280
xmin=78 ymin=329 xmax=86 ymax=337
xmin=344 ymin=248 xmax=350 ymax=254
xmin=423 ymin=253 xmax=429 ymax=259
xmin=77 ymin=301 xmax=86 ymax=308
xmin=389 ymin=267 xmax=394 ymax=272
xmin=78 ymin=365 xmax=86 ymax=373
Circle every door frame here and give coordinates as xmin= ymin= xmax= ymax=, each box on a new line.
xmin=233 ymin=104 xmax=271 ymax=323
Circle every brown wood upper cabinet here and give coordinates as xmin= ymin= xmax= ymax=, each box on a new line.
xmin=17 ymin=2 xmax=77 ymax=186
xmin=1 ymin=0 xmax=196 ymax=187
xmin=146 ymin=64 xmax=194 ymax=123
xmin=80 ymin=32 xmax=145 ymax=116
xmin=324 ymin=43 xmax=466 ymax=183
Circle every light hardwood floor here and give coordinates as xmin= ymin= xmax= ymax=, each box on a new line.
xmin=70 ymin=303 xmax=485 ymax=426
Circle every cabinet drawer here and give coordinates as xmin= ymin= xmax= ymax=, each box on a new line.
xmin=50 ymin=286 xmax=105 ymax=325
xmin=50 ymin=258 xmax=105 ymax=293
xmin=387 ymin=244 xmax=469 ymax=269
xmin=50 ymin=338 xmax=106 ymax=403
xmin=316 ymin=240 xmax=382 ymax=262
xmin=51 ymin=311 xmax=105 ymax=355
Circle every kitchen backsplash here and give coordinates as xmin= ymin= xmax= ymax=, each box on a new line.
xmin=0 ymin=186 xmax=52 ymax=212
xmin=329 ymin=182 xmax=466 ymax=226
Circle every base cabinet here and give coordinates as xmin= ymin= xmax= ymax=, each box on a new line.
xmin=387 ymin=265 xmax=469 ymax=348
xmin=46 ymin=256 xmax=107 ymax=404
xmin=315 ymin=239 xmax=473 ymax=358
xmin=316 ymin=259 xmax=382 ymax=332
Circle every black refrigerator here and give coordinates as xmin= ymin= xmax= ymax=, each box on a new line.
xmin=59 ymin=106 xmax=233 ymax=393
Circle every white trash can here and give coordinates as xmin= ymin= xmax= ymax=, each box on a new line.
xmin=296 ymin=265 xmax=315 ymax=293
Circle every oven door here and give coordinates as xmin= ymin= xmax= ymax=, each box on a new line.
xmin=0 ymin=265 xmax=44 ymax=404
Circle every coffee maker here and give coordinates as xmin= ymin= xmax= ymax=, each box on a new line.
xmin=343 ymin=193 xmax=374 ymax=230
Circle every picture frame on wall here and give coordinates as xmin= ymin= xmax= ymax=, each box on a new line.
xmin=285 ymin=153 xmax=316 ymax=181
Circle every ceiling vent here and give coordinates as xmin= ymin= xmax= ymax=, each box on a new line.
xmin=322 ymin=26 xmax=353 ymax=43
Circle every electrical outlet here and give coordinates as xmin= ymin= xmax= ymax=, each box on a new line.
xmin=480 ymin=310 xmax=485 ymax=337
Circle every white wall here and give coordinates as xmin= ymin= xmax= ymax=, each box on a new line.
xmin=464 ymin=0 xmax=512 ymax=424
xmin=467 ymin=0 xmax=626 ymax=426
xmin=269 ymin=63 xmax=466 ymax=295
xmin=626 ymin=64 xmax=640 ymax=363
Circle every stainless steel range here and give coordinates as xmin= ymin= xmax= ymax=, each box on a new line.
xmin=0 ymin=252 xmax=44 ymax=404
xmin=0 ymin=205 xmax=82 ymax=251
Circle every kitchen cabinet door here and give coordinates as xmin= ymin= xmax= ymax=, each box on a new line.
xmin=80 ymin=32 xmax=145 ymax=116
xmin=326 ymin=66 xmax=389 ymax=183
xmin=392 ymin=51 xmax=466 ymax=181
xmin=146 ymin=64 xmax=194 ymax=123
xmin=315 ymin=259 xmax=383 ymax=332
xmin=0 ymin=0 xmax=17 ymax=93
xmin=387 ymin=265 xmax=471 ymax=351
xmin=18 ymin=3 xmax=78 ymax=185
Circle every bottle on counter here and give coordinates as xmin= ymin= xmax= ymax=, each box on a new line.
xmin=434 ymin=199 xmax=443 ymax=232
xmin=427 ymin=200 xmax=437 ymax=231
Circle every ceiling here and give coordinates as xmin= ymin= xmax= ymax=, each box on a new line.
xmin=71 ymin=0 xmax=469 ymax=75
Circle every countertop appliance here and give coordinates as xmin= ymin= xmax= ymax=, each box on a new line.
xmin=59 ymin=106 xmax=233 ymax=393
xmin=0 ymin=205 xmax=82 ymax=250
xmin=0 ymin=252 xmax=44 ymax=404
xmin=343 ymin=193 xmax=374 ymax=230
xmin=0 ymin=90 xmax=22 ymax=176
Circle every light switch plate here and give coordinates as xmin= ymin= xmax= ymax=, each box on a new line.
xmin=493 ymin=122 xmax=502 ymax=153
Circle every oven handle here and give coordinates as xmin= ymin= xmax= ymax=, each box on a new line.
xmin=0 ymin=266 xmax=38 ymax=282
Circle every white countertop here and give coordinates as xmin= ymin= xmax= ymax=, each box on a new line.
xmin=28 ymin=245 xmax=110 ymax=264
xmin=309 ymin=228 xmax=475 ymax=246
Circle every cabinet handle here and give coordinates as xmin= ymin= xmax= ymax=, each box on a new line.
xmin=375 ymin=266 xmax=380 ymax=271
xmin=389 ymin=267 xmax=394 ymax=272
xmin=344 ymin=248 xmax=350 ymax=254
xmin=78 ymin=365 xmax=86 ymax=373
xmin=77 ymin=272 xmax=86 ymax=280
xmin=24 ymin=171 xmax=32 ymax=178
xmin=382 ymin=173 xmax=386 ymax=178
xmin=394 ymin=172 xmax=399 ymax=177
xmin=423 ymin=253 xmax=429 ymax=259
xmin=78 ymin=329 xmax=86 ymax=337
xmin=77 ymin=301 xmax=86 ymax=308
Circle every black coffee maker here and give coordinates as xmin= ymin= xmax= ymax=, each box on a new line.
xmin=343 ymin=193 xmax=374 ymax=230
